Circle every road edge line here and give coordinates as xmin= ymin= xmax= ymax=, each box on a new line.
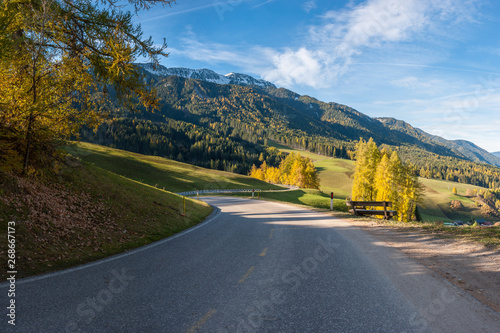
xmin=1 ymin=206 xmax=221 ymax=286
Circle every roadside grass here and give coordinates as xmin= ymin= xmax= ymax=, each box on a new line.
xmin=422 ymin=224 xmax=500 ymax=247
xmin=66 ymin=142 xmax=282 ymax=193
xmin=0 ymin=160 xmax=213 ymax=279
xmin=350 ymin=215 xmax=500 ymax=248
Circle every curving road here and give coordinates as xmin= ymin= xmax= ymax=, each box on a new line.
xmin=1 ymin=197 xmax=499 ymax=332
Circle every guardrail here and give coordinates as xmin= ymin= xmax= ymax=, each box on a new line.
xmin=177 ymin=185 xmax=299 ymax=197
xmin=176 ymin=189 xmax=262 ymax=196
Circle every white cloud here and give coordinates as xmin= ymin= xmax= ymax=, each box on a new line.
xmin=259 ymin=0 xmax=478 ymax=88
xmin=421 ymin=121 xmax=500 ymax=152
xmin=262 ymin=48 xmax=330 ymax=88
xmin=170 ymin=0 xmax=479 ymax=89
xmin=169 ymin=34 xmax=273 ymax=72
xmin=329 ymin=0 xmax=426 ymax=56
xmin=303 ymin=0 xmax=317 ymax=13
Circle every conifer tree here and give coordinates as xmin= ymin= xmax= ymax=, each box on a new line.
xmin=290 ymin=158 xmax=304 ymax=187
xmin=265 ymin=166 xmax=280 ymax=184
xmin=352 ymin=138 xmax=423 ymax=222
xmin=374 ymin=153 xmax=394 ymax=202
xmin=303 ymin=158 xmax=320 ymax=189
xmin=388 ymin=151 xmax=404 ymax=215
xmin=352 ymin=139 xmax=367 ymax=200
xmin=352 ymin=138 xmax=380 ymax=201
xmin=249 ymin=164 xmax=264 ymax=180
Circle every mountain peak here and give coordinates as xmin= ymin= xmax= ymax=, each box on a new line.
xmin=135 ymin=63 xmax=276 ymax=89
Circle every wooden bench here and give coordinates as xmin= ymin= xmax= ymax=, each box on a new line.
xmin=346 ymin=201 xmax=397 ymax=220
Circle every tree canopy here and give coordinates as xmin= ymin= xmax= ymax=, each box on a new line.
xmin=0 ymin=0 xmax=174 ymax=174
xmin=352 ymin=138 xmax=423 ymax=222
xmin=250 ymin=152 xmax=320 ymax=189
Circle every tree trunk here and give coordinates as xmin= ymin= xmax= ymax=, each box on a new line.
xmin=407 ymin=203 xmax=414 ymax=222
xmin=23 ymin=60 xmax=37 ymax=174
xmin=23 ymin=114 xmax=34 ymax=173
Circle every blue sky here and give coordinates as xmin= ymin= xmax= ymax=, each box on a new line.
xmin=133 ymin=0 xmax=500 ymax=153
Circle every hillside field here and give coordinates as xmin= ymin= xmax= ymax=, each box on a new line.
xmin=66 ymin=142 xmax=283 ymax=193
xmin=265 ymin=143 xmax=498 ymax=223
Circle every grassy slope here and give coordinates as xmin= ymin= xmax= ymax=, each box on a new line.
xmin=314 ymin=158 xmax=354 ymax=199
xmin=419 ymin=178 xmax=485 ymax=222
xmin=66 ymin=142 xmax=282 ymax=192
xmin=0 ymin=157 xmax=213 ymax=279
xmin=268 ymin=140 xmax=354 ymax=199
xmin=267 ymin=141 xmax=331 ymax=161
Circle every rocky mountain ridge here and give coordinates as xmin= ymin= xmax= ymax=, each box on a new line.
xmin=136 ymin=63 xmax=276 ymax=89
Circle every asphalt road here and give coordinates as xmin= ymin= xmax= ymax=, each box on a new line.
xmin=1 ymin=197 xmax=499 ymax=332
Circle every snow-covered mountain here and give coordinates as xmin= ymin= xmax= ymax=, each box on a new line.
xmin=136 ymin=63 xmax=276 ymax=89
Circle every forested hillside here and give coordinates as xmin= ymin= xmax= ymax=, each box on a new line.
xmin=80 ymin=65 xmax=500 ymax=190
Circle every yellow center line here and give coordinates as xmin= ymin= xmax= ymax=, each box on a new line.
xmin=259 ymin=247 xmax=268 ymax=257
xmin=238 ymin=266 xmax=255 ymax=284
xmin=269 ymin=229 xmax=274 ymax=239
xmin=186 ymin=309 xmax=217 ymax=333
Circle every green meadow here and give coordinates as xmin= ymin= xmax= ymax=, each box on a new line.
xmin=66 ymin=142 xmax=282 ymax=193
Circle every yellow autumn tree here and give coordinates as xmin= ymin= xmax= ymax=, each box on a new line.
xmin=396 ymin=163 xmax=424 ymax=222
xmin=374 ymin=153 xmax=395 ymax=204
xmin=0 ymin=0 xmax=174 ymax=174
xmin=352 ymin=138 xmax=423 ymax=222
xmin=265 ymin=166 xmax=281 ymax=184
xmin=249 ymin=152 xmax=319 ymax=189
xmin=352 ymin=138 xmax=381 ymax=201
xmin=249 ymin=164 xmax=264 ymax=180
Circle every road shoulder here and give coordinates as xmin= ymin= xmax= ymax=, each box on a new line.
xmin=346 ymin=218 xmax=500 ymax=313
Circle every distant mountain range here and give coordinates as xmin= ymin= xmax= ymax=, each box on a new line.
xmin=493 ymin=152 xmax=500 ymax=158
xmin=136 ymin=63 xmax=500 ymax=168
xmin=83 ymin=62 xmax=500 ymax=187
xmin=137 ymin=63 xmax=276 ymax=89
